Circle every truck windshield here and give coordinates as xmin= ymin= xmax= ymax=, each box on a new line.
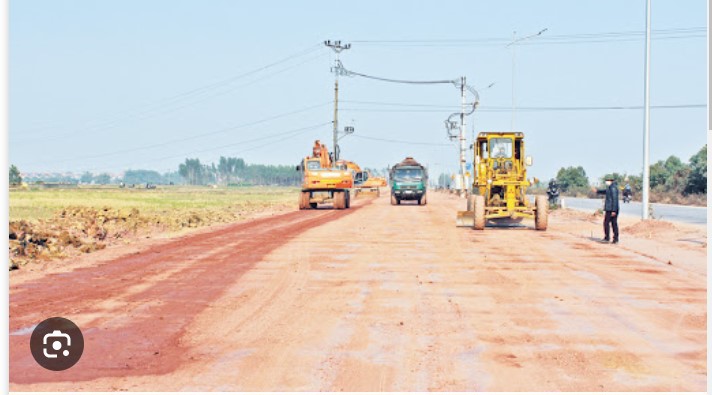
xmin=306 ymin=161 xmax=321 ymax=170
xmin=394 ymin=168 xmax=423 ymax=181
xmin=490 ymin=138 xmax=513 ymax=159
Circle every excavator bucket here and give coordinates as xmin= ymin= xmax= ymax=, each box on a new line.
xmin=456 ymin=210 xmax=475 ymax=227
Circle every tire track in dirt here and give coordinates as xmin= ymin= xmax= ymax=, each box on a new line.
xmin=10 ymin=201 xmax=369 ymax=385
xmin=454 ymin=215 xmax=705 ymax=391
xmin=9 ymin=191 xmax=705 ymax=391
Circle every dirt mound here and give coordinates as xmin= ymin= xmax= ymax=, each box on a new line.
xmin=551 ymin=208 xmax=601 ymax=223
xmin=9 ymin=203 xmax=284 ymax=270
xmin=623 ymin=220 xmax=678 ymax=238
xmin=397 ymin=157 xmax=423 ymax=167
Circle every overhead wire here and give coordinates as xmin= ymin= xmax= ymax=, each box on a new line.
xmin=340 ymin=101 xmax=705 ymax=113
xmin=349 ymin=134 xmax=454 ymax=146
xmin=82 ymin=121 xmax=331 ymax=173
xmin=342 ymin=69 xmax=456 ymax=85
xmin=15 ymin=43 xmax=325 ymax=139
xmin=32 ymin=101 xmax=332 ymax=166
xmin=351 ymin=27 xmax=705 ymax=47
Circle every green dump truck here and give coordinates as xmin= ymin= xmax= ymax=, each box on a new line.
xmin=389 ymin=157 xmax=428 ymax=205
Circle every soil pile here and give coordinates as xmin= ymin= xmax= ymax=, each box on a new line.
xmin=623 ymin=219 xmax=678 ymax=239
xmin=9 ymin=202 xmax=288 ymax=270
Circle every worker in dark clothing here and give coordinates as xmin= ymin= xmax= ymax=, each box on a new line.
xmin=594 ymin=176 xmax=620 ymax=243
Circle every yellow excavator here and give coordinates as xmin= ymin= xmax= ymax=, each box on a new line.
xmin=334 ymin=160 xmax=385 ymax=197
xmin=297 ymin=140 xmax=354 ymax=209
xmin=361 ymin=170 xmax=387 ymax=196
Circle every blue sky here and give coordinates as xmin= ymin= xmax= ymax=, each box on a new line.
xmin=9 ymin=0 xmax=708 ymax=182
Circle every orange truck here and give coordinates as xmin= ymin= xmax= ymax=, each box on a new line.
xmin=297 ymin=140 xmax=354 ymax=209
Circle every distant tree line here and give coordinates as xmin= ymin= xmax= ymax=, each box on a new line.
xmin=17 ymin=169 xmax=182 ymax=185
xmin=555 ymin=144 xmax=707 ymax=197
xmin=178 ymin=156 xmax=300 ymax=186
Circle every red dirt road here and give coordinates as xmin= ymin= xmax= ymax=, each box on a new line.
xmin=9 ymin=192 xmax=706 ymax=391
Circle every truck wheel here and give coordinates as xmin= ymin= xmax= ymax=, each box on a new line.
xmin=390 ymin=194 xmax=397 ymax=205
xmin=299 ymin=191 xmax=310 ymax=210
xmin=397 ymin=198 xmax=401 ymax=205
xmin=421 ymin=193 xmax=427 ymax=206
xmin=333 ymin=191 xmax=344 ymax=209
xmin=473 ymin=195 xmax=486 ymax=230
xmin=345 ymin=190 xmax=351 ymax=208
xmin=309 ymin=202 xmax=318 ymax=209
xmin=535 ymin=195 xmax=548 ymax=231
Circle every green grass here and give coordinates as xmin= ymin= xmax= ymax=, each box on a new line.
xmin=10 ymin=185 xmax=299 ymax=222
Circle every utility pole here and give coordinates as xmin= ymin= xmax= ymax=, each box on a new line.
xmin=445 ymin=78 xmax=480 ymax=196
xmin=325 ymin=40 xmax=351 ymax=161
xmin=511 ymin=31 xmax=516 ymax=131
xmin=642 ymin=0 xmax=651 ymax=219
xmin=507 ymin=28 xmax=547 ymax=131
xmin=459 ymin=76 xmax=468 ymax=196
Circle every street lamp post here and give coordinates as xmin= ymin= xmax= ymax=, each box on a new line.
xmin=642 ymin=0 xmax=651 ymax=220
xmin=506 ymin=28 xmax=547 ymax=131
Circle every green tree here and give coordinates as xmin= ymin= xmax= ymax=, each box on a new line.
xmin=9 ymin=165 xmax=22 ymax=185
xmin=685 ymin=144 xmax=707 ymax=194
xmin=600 ymin=172 xmax=626 ymax=185
xmin=179 ymin=158 xmax=206 ymax=185
xmin=80 ymin=171 xmax=93 ymax=184
xmin=650 ymin=155 xmax=692 ymax=192
xmin=123 ymin=169 xmax=163 ymax=185
xmin=94 ymin=173 xmax=112 ymax=184
xmin=556 ymin=166 xmax=589 ymax=192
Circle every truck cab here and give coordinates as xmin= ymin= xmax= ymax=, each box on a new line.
xmin=390 ymin=157 xmax=428 ymax=205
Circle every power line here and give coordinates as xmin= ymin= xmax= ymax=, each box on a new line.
xmin=350 ymin=134 xmax=454 ymax=146
xmin=342 ymin=99 xmax=457 ymax=109
xmin=351 ymin=27 xmax=705 ymax=47
xmin=82 ymin=121 xmax=331 ymax=173
xmin=353 ymin=27 xmax=704 ymax=42
xmin=339 ymin=102 xmax=705 ymax=113
xmin=15 ymin=43 xmax=325 ymax=139
xmin=341 ymin=68 xmax=456 ymax=85
xmin=481 ymin=104 xmax=706 ymax=111
xmin=32 ymin=101 xmax=332 ymax=166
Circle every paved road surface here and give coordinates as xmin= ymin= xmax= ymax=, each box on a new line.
xmin=10 ymin=192 xmax=706 ymax=391
xmin=562 ymin=197 xmax=707 ymax=225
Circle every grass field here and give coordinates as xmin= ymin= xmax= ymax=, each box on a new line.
xmin=10 ymin=185 xmax=299 ymax=222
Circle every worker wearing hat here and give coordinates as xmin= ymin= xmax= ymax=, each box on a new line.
xmin=595 ymin=175 xmax=620 ymax=243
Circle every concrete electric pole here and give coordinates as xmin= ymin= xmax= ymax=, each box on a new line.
xmin=642 ymin=0 xmax=651 ymax=220
xmin=324 ymin=40 xmax=351 ymax=161
xmin=445 ymin=78 xmax=480 ymax=196
xmin=459 ymin=76 xmax=468 ymax=196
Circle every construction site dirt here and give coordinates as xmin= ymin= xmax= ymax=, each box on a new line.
xmin=9 ymin=192 xmax=706 ymax=391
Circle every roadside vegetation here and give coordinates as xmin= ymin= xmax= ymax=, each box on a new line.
xmin=9 ymin=186 xmax=298 ymax=270
xmin=529 ymin=144 xmax=707 ymax=206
